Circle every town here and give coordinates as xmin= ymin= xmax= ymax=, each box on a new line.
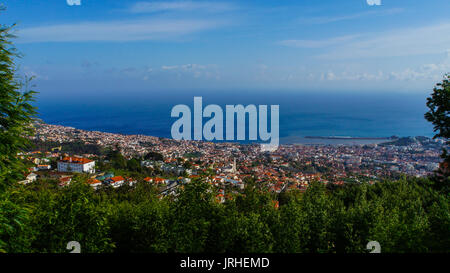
xmin=19 ymin=120 xmax=446 ymax=201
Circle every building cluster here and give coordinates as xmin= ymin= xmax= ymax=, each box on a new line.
xmin=21 ymin=121 xmax=446 ymax=197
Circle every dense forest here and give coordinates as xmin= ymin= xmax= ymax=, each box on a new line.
xmin=1 ymin=175 xmax=449 ymax=253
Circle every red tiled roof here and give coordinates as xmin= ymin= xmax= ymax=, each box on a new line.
xmin=110 ymin=176 xmax=125 ymax=183
xmin=59 ymin=177 xmax=72 ymax=182
xmin=60 ymin=156 xmax=93 ymax=164
xmin=87 ymin=178 xmax=101 ymax=185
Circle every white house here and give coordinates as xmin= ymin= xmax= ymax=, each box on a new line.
xmin=88 ymin=178 xmax=102 ymax=190
xmin=107 ymin=176 xmax=125 ymax=188
xmin=57 ymin=156 xmax=95 ymax=174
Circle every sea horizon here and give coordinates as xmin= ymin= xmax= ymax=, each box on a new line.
xmin=34 ymin=90 xmax=434 ymax=145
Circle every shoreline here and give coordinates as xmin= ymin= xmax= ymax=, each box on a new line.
xmin=304 ymin=136 xmax=394 ymax=140
xmin=34 ymin=120 xmax=422 ymax=147
xmin=281 ymin=136 xmax=394 ymax=146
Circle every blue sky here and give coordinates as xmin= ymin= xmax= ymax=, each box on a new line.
xmin=2 ymin=0 xmax=450 ymax=94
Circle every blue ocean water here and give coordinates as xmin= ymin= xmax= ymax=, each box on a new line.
xmin=35 ymin=90 xmax=434 ymax=144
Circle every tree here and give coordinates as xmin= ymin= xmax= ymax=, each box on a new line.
xmin=0 ymin=14 xmax=37 ymax=190
xmin=0 ymin=8 xmax=37 ymax=253
xmin=144 ymin=151 xmax=164 ymax=162
xmin=29 ymin=180 xmax=113 ymax=253
xmin=107 ymin=199 xmax=170 ymax=253
xmin=126 ymin=158 xmax=141 ymax=172
xmin=425 ymin=74 xmax=450 ymax=190
xmin=0 ymin=189 xmax=33 ymax=252
xmin=168 ymin=180 xmax=216 ymax=252
xmin=426 ymin=74 xmax=450 ymax=143
xmin=298 ymin=181 xmax=333 ymax=252
xmin=107 ymin=147 xmax=127 ymax=169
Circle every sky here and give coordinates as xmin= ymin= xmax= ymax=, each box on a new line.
xmin=2 ymin=0 xmax=450 ymax=94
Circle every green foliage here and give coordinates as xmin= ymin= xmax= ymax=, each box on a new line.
xmin=23 ymin=180 xmax=113 ymax=253
xmin=108 ymin=199 xmax=170 ymax=253
xmin=27 ymin=139 xmax=107 ymax=155
xmin=0 ymin=10 xmax=37 ymax=253
xmin=0 ymin=174 xmax=448 ymax=253
xmin=168 ymin=180 xmax=216 ymax=252
xmin=425 ymin=74 xmax=450 ymax=192
xmin=0 ymin=189 xmax=33 ymax=253
xmin=425 ymin=74 xmax=450 ymax=143
xmin=107 ymin=148 xmax=127 ymax=170
xmin=144 ymin=151 xmax=164 ymax=161
xmin=0 ymin=20 xmax=37 ymax=190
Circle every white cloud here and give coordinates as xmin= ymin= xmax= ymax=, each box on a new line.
xmin=160 ymin=63 xmax=219 ymax=79
xmin=315 ymin=53 xmax=450 ymax=82
xmin=318 ymin=22 xmax=450 ymax=59
xmin=324 ymin=72 xmax=337 ymax=80
xmin=279 ymin=22 xmax=450 ymax=60
xmin=318 ymin=71 xmax=384 ymax=81
xmin=161 ymin=65 xmax=180 ymax=70
xmin=389 ymin=55 xmax=450 ymax=81
xmin=129 ymin=1 xmax=236 ymax=13
xmin=297 ymin=8 xmax=401 ymax=25
xmin=16 ymin=18 xmax=227 ymax=43
xmin=161 ymin=64 xmax=208 ymax=71
xmin=278 ymin=35 xmax=358 ymax=48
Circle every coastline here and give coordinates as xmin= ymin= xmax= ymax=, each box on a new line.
xmin=35 ymin=120 xmax=399 ymax=147
xmin=281 ymin=136 xmax=393 ymax=145
xmin=304 ymin=136 xmax=393 ymax=140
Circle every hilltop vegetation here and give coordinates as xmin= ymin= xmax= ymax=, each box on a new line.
xmin=1 ymin=176 xmax=448 ymax=253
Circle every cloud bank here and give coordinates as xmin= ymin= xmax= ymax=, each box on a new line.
xmin=16 ymin=18 xmax=227 ymax=43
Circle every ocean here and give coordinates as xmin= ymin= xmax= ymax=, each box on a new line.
xmin=35 ymin=90 xmax=435 ymax=144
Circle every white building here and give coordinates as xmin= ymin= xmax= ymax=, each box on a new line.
xmin=57 ymin=156 xmax=95 ymax=174
xmin=107 ymin=176 xmax=125 ymax=188
xmin=88 ymin=179 xmax=102 ymax=190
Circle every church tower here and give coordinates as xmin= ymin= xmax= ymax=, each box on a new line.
xmin=232 ymin=158 xmax=237 ymax=173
